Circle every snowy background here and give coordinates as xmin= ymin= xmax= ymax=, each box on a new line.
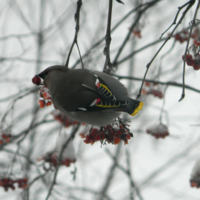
xmin=0 ymin=0 xmax=200 ymax=199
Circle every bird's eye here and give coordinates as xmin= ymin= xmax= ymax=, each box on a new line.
xmin=38 ymin=71 xmax=48 ymax=79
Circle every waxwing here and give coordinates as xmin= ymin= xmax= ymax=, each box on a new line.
xmin=35 ymin=65 xmax=143 ymax=126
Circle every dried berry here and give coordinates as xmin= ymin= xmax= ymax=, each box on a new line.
xmin=80 ymin=119 xmax=133 ymax=145
xmin=146 ymin=124 xmax=169 ymax=139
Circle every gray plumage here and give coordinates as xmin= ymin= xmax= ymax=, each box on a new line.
xmin=36 ymin=65 xmax=143 ymax=126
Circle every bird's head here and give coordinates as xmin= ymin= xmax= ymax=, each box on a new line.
xmin=32 ymin=65 xmax=68 ymax=86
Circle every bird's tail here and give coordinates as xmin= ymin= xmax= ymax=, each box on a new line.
xmin=122 ymin=98 xmax=143 ymax=116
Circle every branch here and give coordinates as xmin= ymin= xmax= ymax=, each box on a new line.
xmin=159 ymin=0 xmax=196 ymax=39
xmin=98 ymin=144 xmax=122 ymax=200
xmin=71 ymin=1 xmax=153 ymax=69
xmin=112 ymin=74 xmax=200 ymax=94
xmin=112 ymin=0 xmax=161 ymax=67
xmin=45 ymin=123 xmax=80 ymax=200
xmin=139 ymin=134 xmax=200 ymax=188
xmin=136 ymin=0 xmax=196 ymax=100
xmin=65 ymin=0 xmax=83 ymax=68
xmin=125 ymin=149 xmax=144 ymax=200
xmin=103 ymin=0 xmax=113 ymax=72
xmin=179 ymin=0 xmax=199 ymax=102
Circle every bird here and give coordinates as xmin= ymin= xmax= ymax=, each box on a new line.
xmin=34 ymin=65 xmax=143 ymax=126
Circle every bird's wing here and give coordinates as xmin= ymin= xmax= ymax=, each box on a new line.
xmin=78 ymin=72 xmax=129 ymax=112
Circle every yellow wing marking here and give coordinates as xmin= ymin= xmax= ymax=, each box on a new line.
xmin=100 ymin=83 xmax=112 ymax=95
xmin=96 ymin=102 xmax=121 ymax=108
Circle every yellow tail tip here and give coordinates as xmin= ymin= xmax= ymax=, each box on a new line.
xmin=131 ymin=102 xmax=143 ymax=116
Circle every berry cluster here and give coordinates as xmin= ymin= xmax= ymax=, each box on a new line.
xmin=38 ymin=153 xmax=76 ymax=167
xmin=146 ymin=129 xmax=168 ymax=139
xmin=51 ymin=110 xmax=82 ymax=127
xmin=142 ymin=82 xmax=163 ymax=99
xmin=32 ymin=75 xmax=53 ymax=108
xmin=0 ymin=177 xmax=28 ymax=191
xmin=0 ymin=133 xmax=12 ymax=145
xmin=80 ymin=120 xmax=133 ymax=145
xmin=146 ymin=124 xmax=169 ymax=139
xmin=38 ymin=86 xmax=52 ymax=108
xmin=173 ymin=29 xmax=198 ymax=43
xmin=182 ymin=54 xmax=200 ymax=70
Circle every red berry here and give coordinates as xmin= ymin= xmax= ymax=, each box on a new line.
xmin=114 ymin=137 xmax=121 ymax=144
xmin=95 ymin=135 xmax=101 ymax=141
xmin=144 ymin=82 xmax=151 ymax=86
xmin=46 ymin=101 xmax=52 ymax=106
xmin=63 ymin=159 xmax=70 ymax=166
xmin=193 ymin=64 xmax=200 ymax=70
xmin=32 ymin=76 xmax=41 ymax=85
xmin=187 ymin=60 xmax=195 ymax=66
xmin=182 ymin=54 xmax=195 ymax=66
xmin=79 ymin=133 xmax=86 ymax=138
xmin=141 ymin=89 xmax=147 ymax=95
xmin=126 ymin=134 xmax=131 ymax=140
xmin=194 ymin=40 xmax=200 ymax=47
xmin=43 ymin=92 xmax=51 ymax=100
xmin=38 ymin=100 xmax=45 ymax=108
xmin=185 ymin=54 xmax=193 ymax=60
xmin=174 ymin=34 xmax=180 ymax=40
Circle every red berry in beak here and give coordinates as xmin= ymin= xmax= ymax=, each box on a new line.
xmin=32 ymin=76 xmax=41 ymax=85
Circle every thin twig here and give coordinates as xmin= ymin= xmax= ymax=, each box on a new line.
xmin=139 ymin=134 xmax=200 ymax=188
xmin=65 ymin=0 xmax=83 ymax=68
xmin=45 ymin=123 xmax=80 ymax=200
xmin=98 ymin=144 xmax=122 ymax=200
xmin=179 ymin=0 xmax=199 ymax=101
xmin=103 ymin=0 xmax=113 ymax=73
xmin=159 ymin=86 xmax=168 ymax=123
xmin=112 ymin=0 xmax=161 ymax=68
xmin=105 ymin=148 xmax=144 ymax=200
xmin=112 ymin=74 xmax=200 ymax=94
xmin=125 ymin=149 xmax=144 ymax=200
xmin=136 ymin=0 xmax=196 ymax=100
xmin=71 ymin=1 xmax=156 ymax=69
xmin=159 ymin=0 xmax=196 ymax=39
